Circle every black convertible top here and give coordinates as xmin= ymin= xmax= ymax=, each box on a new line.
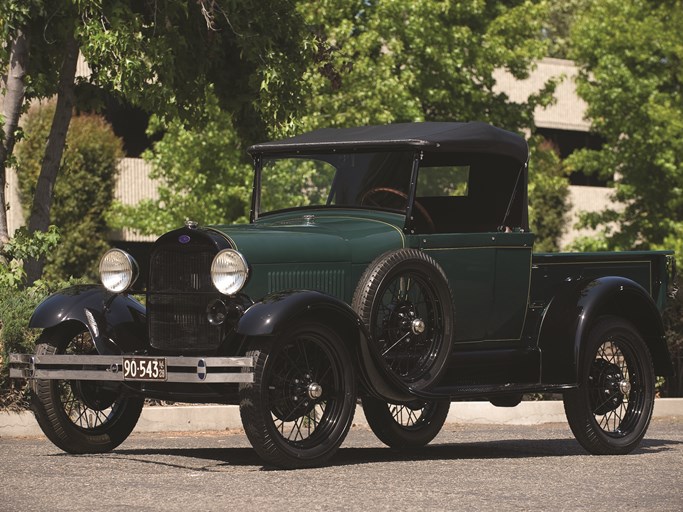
xmin=248 ymin=121 xmax=528 ymax=164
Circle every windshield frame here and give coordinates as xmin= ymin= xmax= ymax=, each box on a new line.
xmin=250 ymin=150 xmax=422 ymax=233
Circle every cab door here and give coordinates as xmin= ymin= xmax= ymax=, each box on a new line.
xmin=417 ymin=232 xmax=533 ymax=342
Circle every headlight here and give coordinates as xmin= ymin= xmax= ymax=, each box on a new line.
xmin=99 ymin=249 xmax=139 ymax=293
xmin=211 ymin=249 xmax=249 ymax=295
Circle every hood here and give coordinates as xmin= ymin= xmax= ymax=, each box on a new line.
xmin=207 ymin=211 xmax=406 ymax=265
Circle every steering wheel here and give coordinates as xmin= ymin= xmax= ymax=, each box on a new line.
xmin=360 ymin=187 xmax=436 ymax=233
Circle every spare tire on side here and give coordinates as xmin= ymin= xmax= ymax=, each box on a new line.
xmin=352 ymin=248 xmax=455 ymax=391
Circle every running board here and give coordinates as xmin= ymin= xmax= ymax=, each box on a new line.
xmin=408 ymin=382 xmax=575 ymax=400
xmin=9 ymin=353 xmax=254 ymax=384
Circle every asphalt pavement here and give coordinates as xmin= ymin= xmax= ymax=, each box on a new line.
xmin=1 ymin=418 xmax=681 ymax=512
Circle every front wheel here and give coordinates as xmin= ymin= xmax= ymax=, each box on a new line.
xmin=563 ymin=316 xmax=655 ymax=455
xmin=239 ymin=322 xmax=356 ymax=468
xmin=362 ymin=395 xmax=450 ymax=449
xmin=31 ymin=323 xmax=144 ymax=454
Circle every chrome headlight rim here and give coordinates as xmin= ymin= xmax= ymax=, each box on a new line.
xmin=211 ymin=249 xmax=249 ymax=296
xmin=99 ymin=249 xmax=139 ymax=293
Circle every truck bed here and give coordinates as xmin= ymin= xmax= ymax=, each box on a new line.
xmin=531 ymin=251 xmax=673 ymax=312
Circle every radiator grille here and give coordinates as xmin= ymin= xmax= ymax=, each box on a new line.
xmin=149 ymin=246 xmax=215 ymax=292
xmin=148 ymin=241 xmax=223 ymax=352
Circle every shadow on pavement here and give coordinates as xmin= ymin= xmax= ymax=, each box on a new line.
xmin=49 ymin=436 xmax=681 ymax=472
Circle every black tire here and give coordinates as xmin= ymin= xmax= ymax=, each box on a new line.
xmin=362 ymin=395 xmax=450 ymax=449
xmin=352 ymin=249 xmax=454 ymax=390
xmin=31 ymin=323 xmax=144 ymax=454
xmin=239 ymin=322 xmax=356 ymax=469
xmin=563 ymin=316 xmax=655 ymax=455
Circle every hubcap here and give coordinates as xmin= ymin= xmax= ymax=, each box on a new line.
xmin=307 ymin=382 xmax=323 ymax=399
xmin=411 ymin=318 xmax=426 ymax=335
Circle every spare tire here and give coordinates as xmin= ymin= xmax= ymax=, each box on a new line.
xmin=352 ymin=248 xmax=454 ymax=391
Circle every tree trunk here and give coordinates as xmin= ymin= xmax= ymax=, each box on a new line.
xmin=24 ymin=33 xmax=79 ymax=284
xmin=0 ymin=29 xmax=30 ymax=249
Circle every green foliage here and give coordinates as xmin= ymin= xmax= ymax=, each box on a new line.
xmin=567 ymin=0 xmax=683 ymax=251
xmin=76 ymin=0 xmax=311 ymax=145
xmin=114 ymin=1 xmax=570 ymax=253
xmin=528 ymin=138 xmax=571 ymax=252
xmin=107 ymin=92 xmax=252 ymax=235
xmin=16 ymin=103 xmax=123 ymax=280
xmin=543 ymin=0 xmax=591 ymax=59
xmin=296 ymin=0 xmax=557 ymax=133
xmin=0 ymin=226 xmax=60 ymax=288
xmin=0 ymin=223 xmax=70 ymax=410
xmin=0 ymin=277 xmax=87 ymax=410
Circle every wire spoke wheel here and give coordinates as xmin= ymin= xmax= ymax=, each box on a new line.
xmin=563 ymin=316 xmax=654 ymax=455
xmin=31 ymin=323 xmax=143 ymax=454
xmin=240 ymin=322 xmax=356 ymax=468
xmin=375 ymin=271 xmax=442 ymax=381
xmin=588 ymin=339 xmax=643 ymax=436
xmin=363 ymin=395 xmax=450 ymax=449
xmin=353 ymin=249 xmax=454 ymax=391
xmin=267 ymin=335 xmax=344 ymax=446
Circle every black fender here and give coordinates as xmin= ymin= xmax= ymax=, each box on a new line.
xmin=29 ymin=285 xmax=148 ymax=355
xmin=236 ymin=290 xmax=414 ymax=402
xmin=538 ymin=276 xmax=673 ymax=384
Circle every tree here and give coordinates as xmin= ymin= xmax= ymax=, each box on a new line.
xmin=116 ymin=0 xmax=570 ymax=251
xmin=528 ymin=138 xmax=571 ymax=252
xmin=567 ymin=0 xmax=683 ymax=251
xmin=16 ymin=104 xmax=123 ymax=280
xmin=1 ymin=0 xmax=310 ymax=282
xmin=296 ymin=0 xmax=569 ymax=250
xmin=0 ymin=1 xmax=45 ymax=248
xmin=543 ymin=0 xmax=591 ymax=59
xmin=296 ymin=0 xmax=556 ymax=133
xmin=107 ymin=92 xmax=252 ymax=235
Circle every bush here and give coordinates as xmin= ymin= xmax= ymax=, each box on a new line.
xmin=0 ymin=277 xmax=87 ymax=410
xmin=528 ymin=138 xmax=571 ymax=252
xmin=16 ymin=103 xmax=123 ymax=281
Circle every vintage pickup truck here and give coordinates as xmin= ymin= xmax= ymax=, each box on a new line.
xmin=11 ymin=122 xmax=675 ymax=469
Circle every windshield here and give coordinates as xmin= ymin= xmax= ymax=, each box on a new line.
xmin=258 ymin=151 xmax=415 ymax=216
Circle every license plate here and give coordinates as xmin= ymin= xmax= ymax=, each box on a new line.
xmin=122 ymin=357 xmax=167 ymax=381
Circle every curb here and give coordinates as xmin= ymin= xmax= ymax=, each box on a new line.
xmin=1 ymin=398 xmax=682 ymax=438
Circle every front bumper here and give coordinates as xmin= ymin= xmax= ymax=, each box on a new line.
xmin=9 ymin=354 xmax=254 ymax=384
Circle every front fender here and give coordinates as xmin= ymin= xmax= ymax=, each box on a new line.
xmin=538 ymin=276 xmax=672 ymax=384
xmin=29 ymin=285 xmax=148 ymax=355
xmin=236 ymin=290 xmax=414 ymax=402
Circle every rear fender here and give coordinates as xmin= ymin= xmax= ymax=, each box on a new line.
xmin=236 ymin=290 xmax=414 ymax=402
xmin=29 ymin=285 xmax=148 ymax=355
xmin=538 ymin=276 xmax=672 ymax=384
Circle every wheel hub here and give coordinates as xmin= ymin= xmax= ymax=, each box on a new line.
xmin=271 ymin=370 xmax=322 ymax=422
xmin=619 ymin=379 xmax=632 ymax=395
xmin=590 ymin=359 xmax=628 ymax=415
xmin=307 ymin=382 xmax=323 ymax=399
xmin=411 ymin=318 xmax=425 ymax=335
xmin=70 ymin=380 xmax=117 ymax=411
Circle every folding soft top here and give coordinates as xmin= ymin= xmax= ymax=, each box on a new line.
xmin=248 ymin=121 xmax=529 ymax=165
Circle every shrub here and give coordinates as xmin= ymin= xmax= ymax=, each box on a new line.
xmin=0 ymin=277 xmax=90 ymax=410
xmin=528 ymin=138 xmax=571 ymax=252
xmin=16 ymin=103 xmax=123 ymax=281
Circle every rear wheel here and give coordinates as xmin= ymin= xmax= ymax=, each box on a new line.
xmin=363 ymin=395 xmax=450 ymax=449
xmin=239 ymin=321 xmax=356 ymax=468
xmin=563 ymin=316 xmax=655 ymax=455
xmin=31 ymin=323 xmax=143 ymax=454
